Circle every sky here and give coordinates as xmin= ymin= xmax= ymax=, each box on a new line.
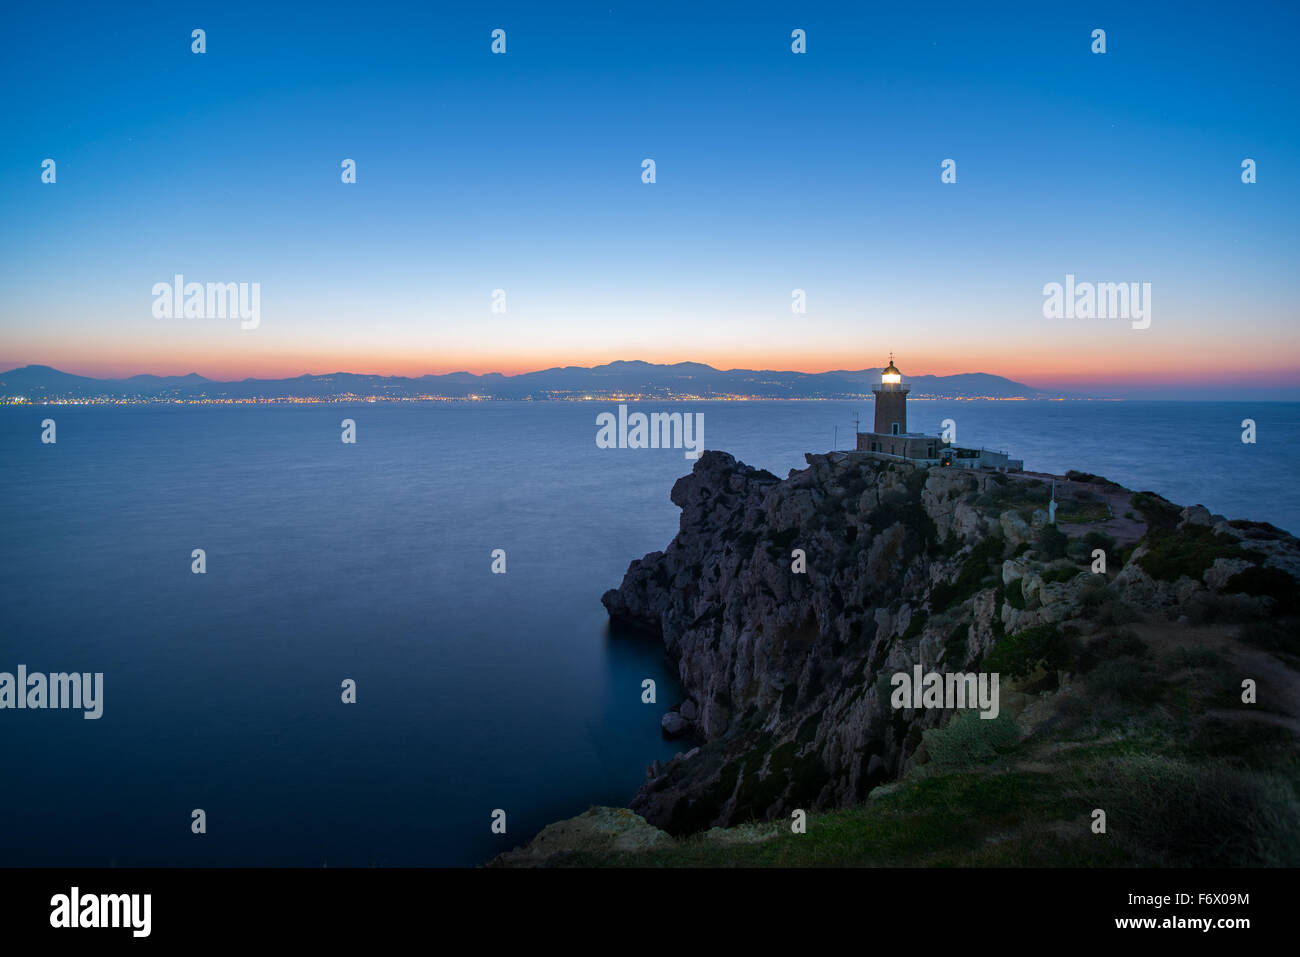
xmin=1 ymin=0 xmax=1298 ymax=398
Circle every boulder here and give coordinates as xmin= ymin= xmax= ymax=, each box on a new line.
xmin=1000 ymin=510 xmax=1034 ymax=546
xmin=661 ymin=712 xmax=691 ymax=738
xmin=1204 ymin=557 xmax=1253 ymax=591
xmin=1002 ymin=559 xmax=1028 ymax=585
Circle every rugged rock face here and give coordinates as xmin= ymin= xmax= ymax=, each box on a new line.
xmin=601 ymin=450 xmax=1300 ymax=835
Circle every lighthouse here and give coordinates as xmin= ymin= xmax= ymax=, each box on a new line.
xmin=873 ymin=355 xmax=909 ymax=435
xmin=857 ymin=355 xmax=937 ymax=459
xmin=853 ymin=354 xmax=1024 ymax=472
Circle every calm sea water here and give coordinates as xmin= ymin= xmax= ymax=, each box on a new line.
xmin=0 ymin=400 xmax=1296 ymax=866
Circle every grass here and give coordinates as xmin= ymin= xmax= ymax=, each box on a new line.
xmin=1239 ymin=618 xmax=1300 ymax=656
xmin=552 ymin=769 xmax=1107 ymax=867
xmin=1056 ymin=503 xmax=1110 ymax=523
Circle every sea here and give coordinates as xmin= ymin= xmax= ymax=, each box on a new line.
xmin=1 ymin=399 xmax=1296 ymax=866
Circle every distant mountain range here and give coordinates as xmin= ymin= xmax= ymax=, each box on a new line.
xmin=0 ymin=361 xmax=1052 ymax=401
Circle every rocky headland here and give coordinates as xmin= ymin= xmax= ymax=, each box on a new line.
xmin=494 ymin=450 xmax=1300 ymax=866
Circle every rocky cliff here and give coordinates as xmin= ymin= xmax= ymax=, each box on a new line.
xmin=597 ymin=450 xmax=1300 ymax=837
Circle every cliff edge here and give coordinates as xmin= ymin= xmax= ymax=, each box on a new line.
xmin=494 ymin=450 xmax=1300 ymax=866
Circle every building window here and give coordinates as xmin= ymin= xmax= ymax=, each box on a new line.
xmin=891 ymin=423 xmax=900 ymax=435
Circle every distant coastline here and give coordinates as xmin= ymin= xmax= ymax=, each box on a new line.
xmin=0 ymin=360 xmax=1047 ymax=404
xmin=5 ymin=362 xmax=1295 ymax=404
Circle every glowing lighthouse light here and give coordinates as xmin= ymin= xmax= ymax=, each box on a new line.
xmin=881 ymin=354 xmax=902 ymax=385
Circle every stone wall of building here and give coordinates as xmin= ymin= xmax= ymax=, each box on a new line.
xmin=856 ymin=432 xmax=939 ymax=459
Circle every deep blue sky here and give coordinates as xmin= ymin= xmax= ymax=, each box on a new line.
xmin=1 ymin=0 xmax=1297 ymax=396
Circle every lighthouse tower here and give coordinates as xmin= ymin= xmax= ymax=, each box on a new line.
xmin=872 ymin=355 xmax=909 ymax=435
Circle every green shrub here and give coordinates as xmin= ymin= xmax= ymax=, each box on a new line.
xmin=922 ymin=710 xmax=1020 ymax=768
xmin=1036 ymin=525 xmax=1069 ymax=560
xmin=868 ymin=482 xmax=939 ymax=553
xmin=732 ymin=742 xmax=799 ymax=821
xmin=929 ymin=535 xmax=1005 ymax=611
xmin=1077 ymin=630 xmax=1147 ymax=672
xmin=666 ymin=756 xmax=741 ymax=834
xmin=1137 ymin=524 xmax=1264 ymax=583
xmin=901 ymin=609 xmax=929 ymax=641
xmin=1078 ymin=576 xmax=1114 ymax=616
xmin=983 ymin=624 xmax=1069 ymax=679
xmin=944 ymin=619 xmax=971 ymax=664
xmin=1223 ymin=566 xmax=1300 ymax=615
xmin=1086 ymin=655 xmax=1152 ymax=703
xmin=1041 ymin=564 xmax=1081 ymax=584
xmin=1227 ymin=519 xmax=1292 ymax=542
xmin=1129 ymin=491 xmax=1182 ymax=531
xmin=1083 ymin=530 xmax=1118 ymax=555
xmin=1165 ymin=647 xmax=1228 ymax=671
xmin=1096 ymin=597 xmax=1139 ymax=627
xmin=1065 ymin=470 xmax=1122 ymax=489
xmin=1185 ymin=590 xmax=1266 ymax=625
